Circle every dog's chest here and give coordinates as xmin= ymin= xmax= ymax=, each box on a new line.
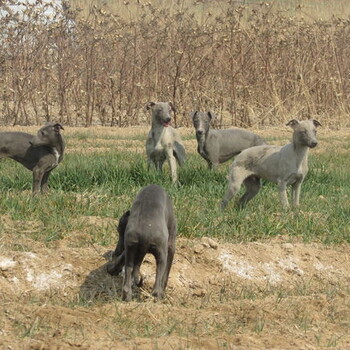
xmin=51 ymin=147 xmax=60 ymax=167
xmin=197 ymin=137 xmax=209 ymax=159
xmin=152 ymin=128 xmax=172 ymax=151
xmin=285 ymin=159 xmax=308 ymax=184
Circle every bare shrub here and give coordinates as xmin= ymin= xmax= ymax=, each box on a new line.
xmin=0 ymin=1 xmax=349 ymax=127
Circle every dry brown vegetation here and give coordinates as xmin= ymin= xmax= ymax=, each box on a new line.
xmin=0 ymin=0 xmax=350 ymax=127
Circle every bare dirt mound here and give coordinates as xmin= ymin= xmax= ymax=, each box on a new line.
xmin=1 ymin=234 xmax=350 ymax=349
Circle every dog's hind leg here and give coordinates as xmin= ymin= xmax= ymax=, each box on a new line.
xmin=152 ymin=243 xmax=168 ymax=299
xmin=221 ymin=167 xmax=250 ymax=210
xmin=162 ymin=222 xmax=176 ymax=290
xmin=132 ymin=250 xmax=146 ymax=288
xmin=173 ymin=141 xmax=185 ymax=166
xmin=122 ymin=245 xmax=137 ymax=302
xmin=238 ymin=176 xmax=261 ymax=207
xmin=162 ymin=242 xmax=175 ymax=290
xmin=155 ymin=160 xmax=164 ymax=173
xmin=166 ymin=147 xmax=178 ymax=183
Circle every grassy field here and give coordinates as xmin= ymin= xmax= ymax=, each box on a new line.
xmin=1 ymin=126 xmax=350 ymax=247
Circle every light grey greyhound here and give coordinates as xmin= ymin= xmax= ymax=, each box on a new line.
xmin=221 ymin=119 xmax=321 ymax=209
xmin=106 ymin=184 xmax=177 ymax=302
xmin=191 ymin=111 xmax=266 ymax=169
xmin=0 ymin=123 xmax=65 ymax=194
xmin=146 ymin=102 xmax=185 ymax=183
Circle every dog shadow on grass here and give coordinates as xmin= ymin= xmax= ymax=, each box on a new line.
xmin=79 ymin=250 xmax=147 ymax=304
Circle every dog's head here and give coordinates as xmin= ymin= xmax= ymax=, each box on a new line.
xmin=190 ymin=111 xmax=215 ymax=137
xmin=146 ymin=102 xmax=175 ymax=127
xmin=286 ymin=119 xmax=321 ymax=148
xmin=30 ymin=123 xmax=64 ymax=147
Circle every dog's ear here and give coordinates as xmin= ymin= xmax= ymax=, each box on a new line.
xmin=53 ymin=123 xmax=64 ymax=133
xmin=286 ymin=119 xmax=300 ymax=128
xmin=146 ymin=102 xmax=156 ymax=110
xmin=313 ymin=120 xmax=321 ymax=128
xmin=208 ymin=111 xmax=216 ymax=120
xmin=168 ymin=102 xmax=176 ymax=113
xmin=190 ymin=111 xmax=198 ymax=120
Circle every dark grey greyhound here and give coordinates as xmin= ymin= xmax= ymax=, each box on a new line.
xmin=0 ymin=123 xmax=65 ymax=194
xmin=191 ymin=111 xmax=266 ymax=169
xmin=106 ymin=184 xmax=177 ymax=302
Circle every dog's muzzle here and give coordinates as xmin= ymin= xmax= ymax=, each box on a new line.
xmin=161 ymin=118 xmax=171 ymax=127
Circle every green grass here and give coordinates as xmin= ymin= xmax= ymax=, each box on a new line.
xmin=1 ymin=140 xmax=350 ymax=246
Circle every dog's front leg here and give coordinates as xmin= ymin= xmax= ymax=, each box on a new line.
xmin=278 ymin=180 xmax=290 ymax=209
xmin=32 ymin=167 xmax=46 ymax=194
xmin=291 ymin=178 xmax=303 ymax=208
xmin=166 ymin=145 xmax=177 ymax=183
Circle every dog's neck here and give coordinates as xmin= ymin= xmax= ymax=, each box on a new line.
xmin=196 ymin=128 xmax=210 ymax=156
xmin=151 ymin=116 xmax=167 ymax=135
xmin=151 ymin=119 xmax=168 ymax=151
xmin=291 ymin=136 xmax=309 ymax=171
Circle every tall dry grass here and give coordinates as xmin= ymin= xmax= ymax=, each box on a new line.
xmin=0 ymin=0 xmax=349 ymax=127
xmin=71 ymin=0 xmax=350 ymax=22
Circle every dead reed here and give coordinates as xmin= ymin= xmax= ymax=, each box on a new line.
xmin=0 ymin=0 xmax=349 ymax=127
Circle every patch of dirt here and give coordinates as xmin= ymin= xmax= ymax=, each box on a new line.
xmin=1 ymin=234 xmax=349 ymax=349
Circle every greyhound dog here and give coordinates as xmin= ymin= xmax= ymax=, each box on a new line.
xmin=0 ymin=123 xmax=65 ymax=194
xmin=106 ymin=184 xmax=177 ymax=302
xmin=221 ymin=119 xmax=321 ymax=209
xmin=191 ymin=111 xmax=266 ymax=169
xmin=146 ymin=102 xmax=185 ymax=183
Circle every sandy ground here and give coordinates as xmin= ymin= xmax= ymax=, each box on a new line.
xmin=1 ymin=228 xmax=350 ymax=349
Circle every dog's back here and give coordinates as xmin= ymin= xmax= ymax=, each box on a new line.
xmin=126 ymin=184 xmax=175 ymax=248
xmin=0 ymin=132 xmax=32 ymax=158
xmin=0 ymin=131 xmax=46 ymax=170
xmin=211 ymin=128 xmax=266 ymax=161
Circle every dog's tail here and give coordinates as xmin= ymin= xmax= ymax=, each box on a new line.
xmin=173 ymin=141 xmax=186 ymax=166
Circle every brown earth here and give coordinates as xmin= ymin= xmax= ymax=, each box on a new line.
xmin=1 ymin=126 xmax=350 ymax=349
xmin=1 ymin=229 xmax=350 ymax=350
